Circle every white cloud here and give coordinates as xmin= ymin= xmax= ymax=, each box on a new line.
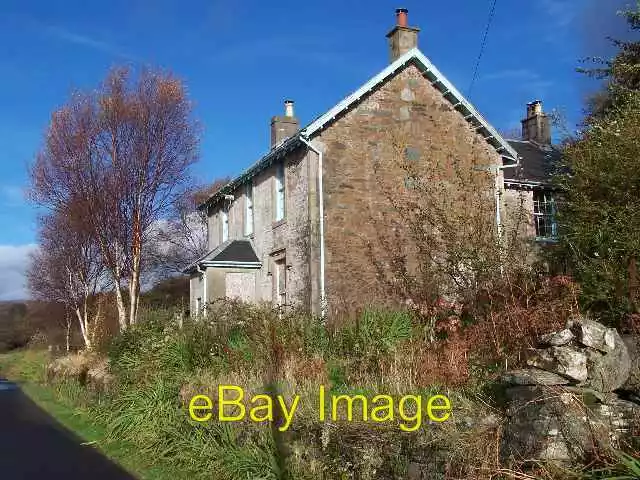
xmin=42 ymin=25 xmax=137 ymax=60
xmin=0 ymin=244 xmax=37 ymax=301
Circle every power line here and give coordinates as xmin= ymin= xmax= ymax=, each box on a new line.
xmin=468 ymin=0 xmax=499 ymax=96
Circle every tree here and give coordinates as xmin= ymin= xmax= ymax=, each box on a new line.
xmin=27 ymin=207 xmax=106 ymax=350
xmin=556 ymin=92 xmax=640 ymax=326
xmin=580 ymin=2 xmax=640 ymax=120
xmin=555 ymin=2 xmax=640 ymax=328
xmin=29 ymin=67 xmax=199 ymax=330
xmin=147 ymin=178 xmax=229 ymax=279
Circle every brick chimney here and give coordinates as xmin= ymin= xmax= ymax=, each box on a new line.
xmin=521 ymin=100 xmax=551 ymax=145
xmin=386 ymin=8 xmax=420 ymax=62
xmin=271 ymin=100 xmax=299 ymax=148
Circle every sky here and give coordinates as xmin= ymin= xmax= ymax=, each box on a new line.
xmin=0 ymin=0 xmax=634 ymax=300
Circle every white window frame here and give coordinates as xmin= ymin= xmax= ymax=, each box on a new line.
xmin=221 ymin=208 xmax=229 ymax=242
xmin=275 ymin=162 xmax=285 ymax=221
xmin=274 ymin=258 xmax=286 ymax=307
xmin=533 ymin=191 xmax=557 ymax=240
xmin=244 ymin=183 xmax=254 ymax=236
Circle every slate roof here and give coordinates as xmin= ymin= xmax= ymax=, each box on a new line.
xmin=504 ymin=140 xmax=562 ymax=187
xmin=182 ymin=240 xmax=261 ymax=274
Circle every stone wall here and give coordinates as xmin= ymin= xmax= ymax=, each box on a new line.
xmin=204 ymin=147 xmax=313 ymax=310
xmin=500 ymin=316 xmax=640 ymax=463
xmin=502 ymin=188 xmax=535 ymax=239
xmin=313 ymin=63 xmax=505 ymax=317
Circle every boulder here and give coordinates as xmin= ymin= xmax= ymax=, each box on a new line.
xmin=501 ymin=386 xmax=604 ymax=462
xmin=593 ymin=398 xmax=640 ymax=435
xmin=622 ymin=335 xmax=640 ymax=397
xmin=501 ymin=368 xmax=570 ymax=386
xmin=571 ymin=318 xmax=617 ymax=353
xmin=526 ymin=346 xmax=588 ymax=383
xmin=539 ymin=329 xmax=574 ymax=347
xmin=583 ymin=344 xmax=630 ymax=393
xmin=501 ymin=385 xmax=640 ymax=463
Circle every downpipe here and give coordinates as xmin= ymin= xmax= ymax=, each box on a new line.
xmin=299 ymin=136 xmax=327 ymax=320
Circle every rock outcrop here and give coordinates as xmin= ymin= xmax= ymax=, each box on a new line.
xmin=500 ymin=316 xmax=640 ymax=463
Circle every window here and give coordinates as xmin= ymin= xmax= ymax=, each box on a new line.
xmin=404 ymin=146 xmax=420 ymax=162
xmin=221 ymin=208 xmax=229 ymax=242
xmin=244 ymin=183 xmax=254 ymax=236
xmin=404 ymin=175 xmax=418 ymax=190
xmin=275 ymin=162 xmax=285 ymax=221
xmin=533 ymin=191 xmax=557 ymax=240
xmin=274 ymin=258 xmax=287 ymax=307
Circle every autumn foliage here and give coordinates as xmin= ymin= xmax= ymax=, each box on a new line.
xmin=28 ymin=66 xmax=200 ymax=345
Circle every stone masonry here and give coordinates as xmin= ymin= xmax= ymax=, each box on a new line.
xmin=315 ymin=64 xmax=504 ymax=316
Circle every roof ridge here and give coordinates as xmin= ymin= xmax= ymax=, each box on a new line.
xmin=200 ymin=47 xmax=521 ymax=210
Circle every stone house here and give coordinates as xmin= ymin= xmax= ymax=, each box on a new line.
xmin=184 ymin=9 xmax=559 ymax=318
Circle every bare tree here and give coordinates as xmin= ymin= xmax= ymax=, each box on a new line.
xmin=147 ymin=178 xmax=230 ymax=278
xmin=27 ymin=208 xmax=105 ymax=350
xmin=29 ymin=67 xmax=199 ymax=330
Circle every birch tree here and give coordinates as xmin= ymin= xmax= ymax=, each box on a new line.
xmin=29 ymin=66 xmax=199 ymax=330
xmin=27 ymin=209 xmax=105 ymax=350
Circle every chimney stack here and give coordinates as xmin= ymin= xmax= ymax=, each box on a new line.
xmin=386 ymin=8 xmax=420 ymax=62
xmin=271 ymin=100 xmax=299 ymax=148
xmin=521 ymin=100 xmax=551 ymax=145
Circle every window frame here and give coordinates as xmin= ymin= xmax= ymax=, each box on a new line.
xmin=244 ymin=182 xmax=254 ymax=237
xmin=221 ymin=207 xmax=229 ymax=242
xmin=274 ymin=258 xmax=287 ymax=307
xmin=533 ymin=190 xmax=558 ymax=241
xmin=274 ymin=162 xmax=285 ymax=222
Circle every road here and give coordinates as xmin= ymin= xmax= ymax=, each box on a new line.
xmin=0 ymin=378 xmax=135 ymax=479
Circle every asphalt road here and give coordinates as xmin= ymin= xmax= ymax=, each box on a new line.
xmin=0 ymin=378 xmax=135 ymax=480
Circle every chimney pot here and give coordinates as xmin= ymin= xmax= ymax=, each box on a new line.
xmin=387 ymin=8 xmax=420 ymax=62
xmin=527 ymin=100 xmax=543 ymax=118
xmin=284 ymin=100 xmax=295 ymax=118
xmin=396 ymin=8 xmax=409 ymax=27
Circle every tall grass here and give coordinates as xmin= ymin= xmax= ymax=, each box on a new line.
xmin=31 ymin=277 xmax=589 ymax=479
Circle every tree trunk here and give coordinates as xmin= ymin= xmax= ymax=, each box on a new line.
xmin=128 ymin=256 xmax=141 ymax=326
xmin=112 ymin=263 xmax=128 ymax=331
xmin=65 ymin=318 xmax=71 ymax=353
xmin=74 ymin=307 xmax=92 ymax=350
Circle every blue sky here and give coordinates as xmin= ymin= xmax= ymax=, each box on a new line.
xmin=0 ymin=0 xmax=632 ymax=299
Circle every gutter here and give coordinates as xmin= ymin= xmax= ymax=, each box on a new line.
xmin=198 ymin=136 xmax=302 ymax=212
xmin=299 ymin=136 xmax=326 ymax=320
xmin=201 ymin=261 xmax=262 ymax=269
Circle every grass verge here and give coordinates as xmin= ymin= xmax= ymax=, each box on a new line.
xmin=0 ymin=349 xmax=186 ymax=480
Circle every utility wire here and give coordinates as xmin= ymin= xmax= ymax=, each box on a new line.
xmin=468 ymin=0 xmax=499 ymax=96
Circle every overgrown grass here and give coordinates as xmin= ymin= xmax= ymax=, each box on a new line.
xmin=2 ymin=283 xmax=636 ymax=479
xmin=0 ymin=349 xmax=186 ymax=480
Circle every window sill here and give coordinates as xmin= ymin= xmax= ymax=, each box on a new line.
xmin=272 ymin=219 xmax=286 ymax=230
xmin=535 ymin=236 xmax=559 ymax=244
